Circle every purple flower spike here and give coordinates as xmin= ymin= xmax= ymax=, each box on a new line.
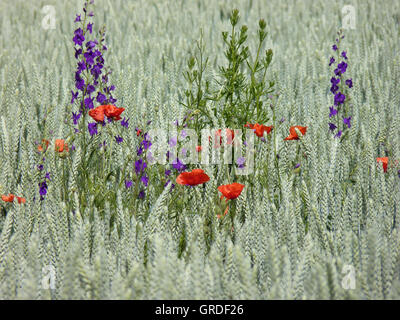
xmin=343 ymin=116 xmax=352 ymax=129
xmin=328 ymin=123 xmax=337 ymax=131
xmin=125 ymin=180 xmax=133 ymax=189
xmin=172 ymin=158 xmax=186 ymax=172
xmin=88 ymin=122 xmax=98 ymax=136
xmin=334 ymin=92 xmax=346 ymax=106
xmin=121 ymin=117 xmax=129 ymax=128
xmin=72 ymin=111 xmax=81 ymax=125
xmin=345 ymin=78 xmax=353 ymax=88
xmin=329 ymin=106 xmax=338 ymax=118
xmin=71 ymin=91 xmax=79 ymax=104
xmin=169 ymin=136 xmax=177 ymax=148
xmin=141 ymin=175 xmax=149 ymax=187
xmin=138 ymin=190 xmax=145 ymax=199
xmin=135 ymin=159 xmax=147 ymax=175
xmin=332 ymin=44 xmax=338 ymax=51
xmin=236 ymin=157 xmax=246 ymax=169
xmin=73 ymin=28 xmax=85 ymax=46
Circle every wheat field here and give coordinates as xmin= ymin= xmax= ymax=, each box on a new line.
xmin=0 ymin=0 xmax=399 ymax=299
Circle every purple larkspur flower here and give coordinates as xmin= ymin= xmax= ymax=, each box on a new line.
xmin=169 ymin=136 xmax=177 ymax=148
xmin=88 ymin=11 xmax=94 ymax=17
xmin=335 ymin=130 xmax=342 ymax=138
xmin=71 ymin=91 xmax=79 ymax=104
xmin=73 ymin=28 xmax=85 ymax=46
xmin=341 ymin=51 xmax=348 ymax=60
xmin=76 ymin=77 xmax=85 ymax=91
xmin=332 ymin=44 xmax=338 ymax=51
xmin=236 ymin=157 xmax=245 ymax=168
xmin=294 ymin=163 xmax=301 ymax=169
xmin=328 ymin=123 xmax=337 ymax=131
xmin=335 ymin=61 xmax=348 ymax=75
xmin=86 ymin=84 xmax=95 ymax=95
xmin=39 ymin=181 xmax=48 ymax=196
xmin=96 ymin=92 xmax=107 ymax=104
xmin=91 ymin=64 xmax=103 ymax=79
xmin=141 ymin=175 xmax=149 ymax=187
xmin=88 ymin=122 xmax=98 ymax=136
xmin=125 ymin=180 xmax=133 ymax=189
xmin=345 ymin=78 xmax=353 ymax=88
xmin=74 ymin=48 xmax=82 ymax=59
xmin=343 ymin=116 xmax=352 ymax=128
xmin=84 ymin=50 xmax=95 ymax=65
xmin=142 ymin=139 xmax=152 ymax=150
xmin=164 ymin=179 xmax=171 ymax=188
xmin=121 ymin=117 xmax=129 ymax=129
xmin=87 ymin=22 xmax=93 ymax=34
xmin=329 ymin=57 xmax=335 ymax=66
xmin=135 ymin=159 xmax=147 ymax=175
xmin=74 ymin=14 xmax=81 ymax=22
xmin=71 ymin=144 xmax=76 ymax=151
xmin=45 ymin=172 xmax=51 ymax=180
xmin=165 ymin=169 xmax=171 ymax=177
xmin=172 ymin=158 xmax=186 ymax=172
xmin=329 ymin=106 xmax=338 ymax=118
xmin=77 ymin=60 xmax=86 ymax=73
xmin=330 ymin=85 xmax=339 ymax=94
xmin=84 ymin=97 xmax=94 ymax=110
xmin=331 ymin=77 xmax=340 ymax=86
xmin=138 ymin=190 xmax=145 ymax=199
xmin=37 ymin=164 xmax=44 ymax=171
xmin=115 ymin=135 xmax=123 ymax=144
xmin=72 ymin=111 xmax=81 ymax=125
xmin=334 ymin=92 xmax=346 ymax=106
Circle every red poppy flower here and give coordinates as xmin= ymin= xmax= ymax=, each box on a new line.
xmin=16 ymin=196 xmax=26 ymax=204
xmin=196 ymin=145 xmax=202 ymax=152
xmin=55 ymin=139 xmax=69 ymax=153
xmin=1 ymin=194 xmax=15 ymax=202
xmin=218 ymin=183 xmax=245 ymax=200
xmin=176 ymin=168 xmax=210 ymax=186
xmin=103 ymin=105 xmax=125 ymax=121
xmin=88 ymin=105 xmax=107 ymax=122
xmin=136 ymin=129 xmax=142 ymax=136
xmin=284 ymin=126 xmax=307 ymax=140
xmin=37 ymin=139 xmax=50 ymax=152
xmin=377 ymin=157 xmax=388 ymax=173
xmin=244 ymin=123 xmax=273 ymax=137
